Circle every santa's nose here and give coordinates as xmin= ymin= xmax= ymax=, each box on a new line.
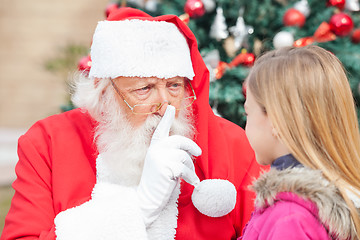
xmin=156 ymin=102 xmax=170 ymax=116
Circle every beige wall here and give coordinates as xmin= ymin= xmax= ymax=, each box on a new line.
xmin=0 ymin=0 xmax=109 ymax=129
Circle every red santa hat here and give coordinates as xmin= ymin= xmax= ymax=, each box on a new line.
xmin=88 ymin=8 xmax=195 ymax=80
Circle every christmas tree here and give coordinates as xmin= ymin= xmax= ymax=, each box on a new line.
xmin=79 ymin=0 xmax=360 ymax=128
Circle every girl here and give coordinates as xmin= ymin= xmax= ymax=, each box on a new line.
xmin=241 ymin=45 xmax=360 ymax=240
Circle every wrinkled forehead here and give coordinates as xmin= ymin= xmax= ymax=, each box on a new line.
xmin=113 ymin=76 xmax=186 ymax=86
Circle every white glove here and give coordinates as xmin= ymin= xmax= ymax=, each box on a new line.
xmin=137 ymin=105 xmax=202 ymax=227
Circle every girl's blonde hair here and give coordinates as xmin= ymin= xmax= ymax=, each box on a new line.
xmin=247 ymin=45 xmax=360 ymax=238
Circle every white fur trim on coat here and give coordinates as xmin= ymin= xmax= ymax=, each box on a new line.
xmin=55 ymin=154 xmax=181 ymax=240
xmin=89 ymin=19 xmax=195 ymax=80
xmin=54 ymin=182 xmax=147 ymax=240
xmin=147 ymin=182 xmax=180 ymax=240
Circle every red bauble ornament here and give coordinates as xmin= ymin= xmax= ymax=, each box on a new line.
xmin=329 ymin=13 xmax=354 ymax=36
xmin=352 ymin=28 xmax=360 ymax=43
xmin=78 ymin=55 xmax=92 ymax=73
xmin=283 ymin=8 xmax=306 ymax=27
xmin=243 ymin=53 xmax=256 ymax=67
xmin=327 ymin=0 xmax=346 ymax=10
xmin=228 ymin=52 xmax=255 ymax=68
xmin=184 ymin=0 xmax=206 ymax=18
xmin=105 ymin=3 xmax=118 ymax=18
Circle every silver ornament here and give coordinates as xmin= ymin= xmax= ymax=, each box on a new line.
xmin=294 ymin=0 xmax=311 ymax=17
xmin=203 ymin=50 xmax=220 ymax=82
xmin=229 ymin=8 xmax=254 ymax=51
xmin=345 ymin=0 xmax=360 ymax=11
xmin=210 ymin=7 xmax=229 ymax=41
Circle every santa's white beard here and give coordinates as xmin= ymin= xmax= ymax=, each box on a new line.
xmin=95 ymin=104 xmax=195 ymax=186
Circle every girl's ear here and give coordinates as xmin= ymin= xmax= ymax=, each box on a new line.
xmin=272 ymin=127 xmax=279 ymax=138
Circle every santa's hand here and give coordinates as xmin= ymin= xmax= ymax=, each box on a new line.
xmin=137 ymin=105 xmax=201 ymax=227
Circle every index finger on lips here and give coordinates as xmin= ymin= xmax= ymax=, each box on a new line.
xmin=151 ymin=105 xmax=176 ymax=142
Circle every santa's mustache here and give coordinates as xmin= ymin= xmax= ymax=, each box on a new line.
xmin=94 ymin=105 xmax=195 ymax=186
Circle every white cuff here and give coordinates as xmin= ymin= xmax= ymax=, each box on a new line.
xmin=55 ymin=182 xmax=147 ymax=240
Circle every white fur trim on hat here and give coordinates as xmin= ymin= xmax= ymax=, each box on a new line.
xmin=89 ymin=19 xmax=195 ymax=80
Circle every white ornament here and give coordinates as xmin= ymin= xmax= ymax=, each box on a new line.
xmin=345 ymin=0 xmax=360 ymax=11
xmin=202 ymin=0 xmax=216 ymax=12
xmin=273 ymin=31 xmax=294 ymax=49
xmin=203 ymin=50 xmax=220 ymax=82
xmin=294 ymin=0 xmax=311 ymax=17
xmin=203 ymin=49 xmax=220 ymax=68
xmin=145 ymin=0 xmax=158 ymax=12
xmin=229 ymin=8 xmax=254 ymax=51
xmin=210 ymin=7 xmax=229 ymax=41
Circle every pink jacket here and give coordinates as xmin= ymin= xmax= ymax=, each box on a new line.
xmin=241 ymin=192 xmax=329 ymax=239
xmin=241 ymin=167 xmax=358 ymax=240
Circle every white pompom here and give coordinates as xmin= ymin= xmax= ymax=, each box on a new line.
xmin=273 ymin=31 xmax=294 ymax=49
xmin=191 ymin=179 xmax=237 ymax=217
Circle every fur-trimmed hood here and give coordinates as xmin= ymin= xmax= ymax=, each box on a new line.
xmin=251 ymin=167 xmax=359 ymax=240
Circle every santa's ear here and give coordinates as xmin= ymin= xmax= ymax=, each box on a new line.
xmin=94 ymin=78 xmax=101 ymax=87
xmin=93 ymin=78 xmax=109 ymax=98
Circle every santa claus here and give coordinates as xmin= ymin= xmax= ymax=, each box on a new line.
xmin=1 ymin=7 xmax=261 ymax=240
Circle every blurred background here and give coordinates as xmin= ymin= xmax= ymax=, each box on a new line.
xmin=1 ymin=0 xmax=360 ymax=236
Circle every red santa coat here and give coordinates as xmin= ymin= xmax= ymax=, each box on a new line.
xmin=1 ymin=8 xmax=262 ymax=240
